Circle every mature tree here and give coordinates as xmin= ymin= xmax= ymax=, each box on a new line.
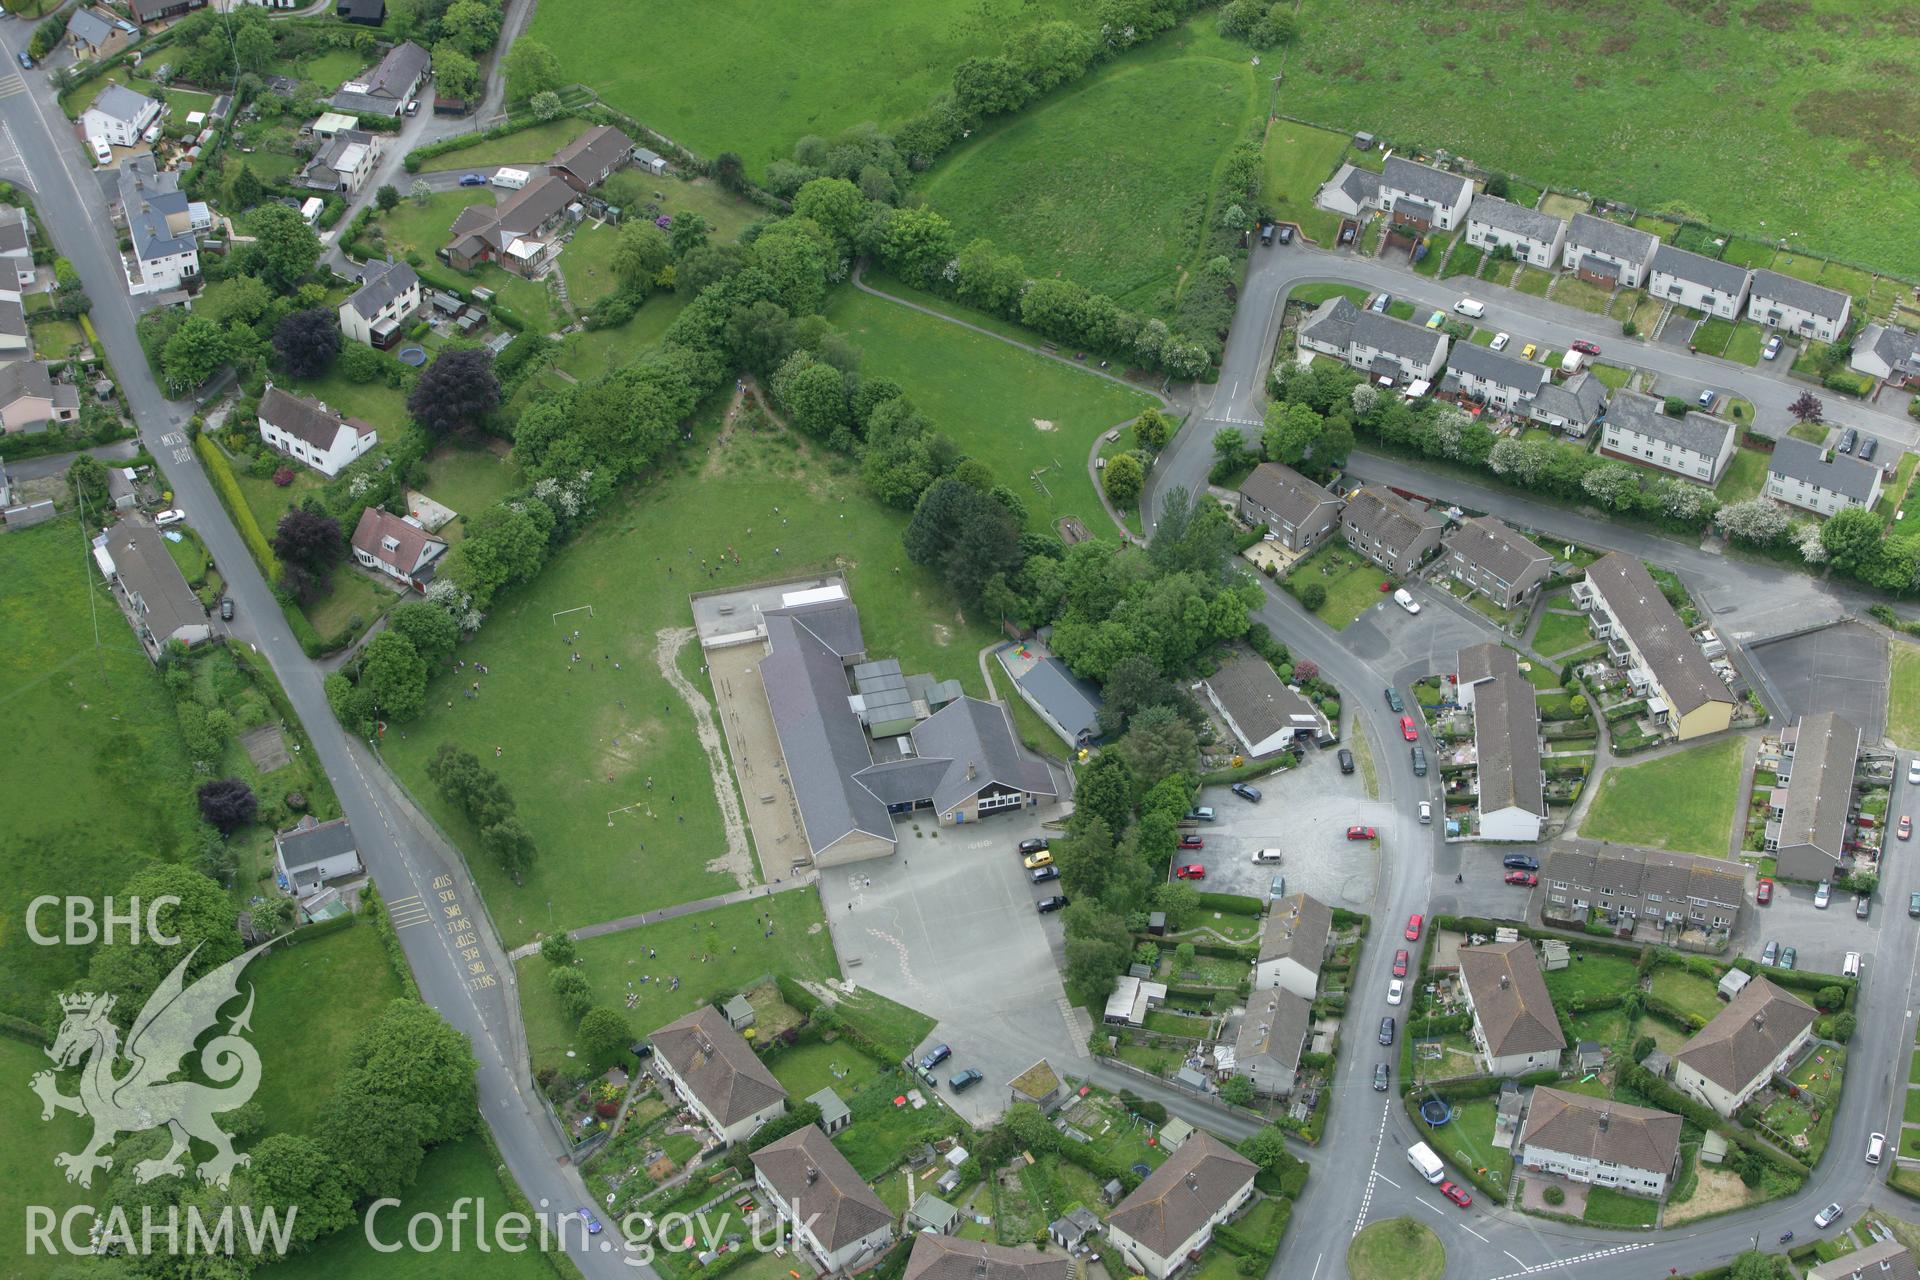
xmin=244 ymin=205 xmax=322 ymax=293
xmin=1787 ymin=391 xmax=1825 ymax=424
xmin=531 ymin=89 xmax=564 ymax=120
xmin=712 ymin=151 xmax=747 ymax=193
xmin=549 ymin=966 xmax=591 ymax=1022
xmin=248 ymin=1135 xmax=356 ymax=1251
xmin=1581 ymin=461 xmax=1642 ymax=511
xmin=1209 ymin=425 xmax=1251 ymax=481
xmin=770 ymin=351 xmax=851 ymax=443
xmin=345 ymin=999 xmax=479 ymax=1145
xmin=1133 ymin=408 xmax=1171 ymax=453
xmin=428 ymin=743 xmax=515 ymax=828
xmin=878 ymin=205 xmax=955 ymax=287
xmin=668 ymin=211 xmax=711 ymax=260
xmin=1053 ymin=816 xmax=1126 ymax=907
xmin=952 ymin=55 xmax=1033 ymax=116
xmin=409 ymin=178 xmax=433 ymax=206
xmin=725 ymin=300 xmax=795 ymax=377
xmin=388 ymin=600 xmax=460 ymax=668
xmin=1102 ymin=451 xmax=1144 ymax=504
xmin=1099 ymin=653 xmax=1183 ymax=737
xmin=503 ymin=37 xmax=561 ymax=101
xmin=1150 ymin=881 xmax=1199 ymax=930
xmin=161 ymin=316 xmax=230 ymax=393
xmin=375 ymin=183 xmax=401 ymax=212
xmin=1061 ymin=904 xmax=1129 ymax=1007
xmin=83 ymin=865 xmax=240 ymax=1024
xmin=440 ymin=0 xmax=500 ymax=53
xmin=1072 ymin=752 xmax=1136 ymax=837
xmin=1147 ymin=485 xmax=1233 ymax=578
xmin=408 ymin=347 xmax=501 ymax=435
xmin=274 ymin=507 xmax=344 ymax=576
xmin=482 ymin=813 xmax=537 ymax=882
xmin=67 ymin=454 xmax=109 ymax=509
xmin=197 ymin=778 xmax=257 ymax=835
xmin=1117 ymin=704 xmax=1198 ymax=792
xmin=611 ymin=220 xmax=671 ymax=288
xmin=359 ymin=631 xmax=428 ymax=722
xmin=792 ymin=177 xmax=868 ymax=254
xmin=903 ymin=476 xmax=1023 ymax=602
xmin=272 ymin=308 xmax=341 ymax=379
xmin=1820 ymin=505 xmax=1885 ymax=573
xmin=316 ymin=1091 xmax=429 ymax=1199
xmin=578 ymin=1006 xmax=631 ymax=1059
xmin=1715 ymin=495 xmax=1790 ymax=545
xmin=751 ymin=217 xmax=834 ymax=316
xmin=540 ymin=931 xmax=577 ymax=967
xmin=432 ymin=43 xmax=479 ymax=101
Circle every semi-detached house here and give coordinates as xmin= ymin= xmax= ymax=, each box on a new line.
xmin=339 ymin=258 xmax=421 ymax=349
xmin=1295 ymin=296 xmax=1448 ymax=385
xmin=1647 ymin=244 xmax=1752 ymax=321
xmin=1104 ymin=1131 xmax=1257 ymax=1280
xmin=751 ymin=1124 xmax=892 ymax=1275
xmin=1851 ymin=323 xmax=1920 ymax=387
xmin=1748 ymin=269 xmax=1852 ymax=344
xmin=1572 ymin=552 xmax=1734 ymax=740
xmin=651 ymin=1005 xmax=788 ymax=1146
xmin=1255 ymin=892 xmax=1332 ymax=999
xmin=1673 ymin=976 xmax=1816 ymax=1117
xmin=1233 ymin=986 xmax=1313 ymax=1098
xmin=1340 ymin=484 xmax=1445 ymax=576
xmin=1441 ymin=517 xmax=1552 ymax=610
xmin=1236 ymin=462 xmax=1342 ymax=553
xmin=1528 ymin=370 xmax=1608 ymax=435
xmin=1764 ymin=435 xmax=1882 ymax=516
xmin=1464 ymin=195 xmax=1565 ymax=268
xmin=1518 ymin=1087 xmax=1682 ymax=1199
xmin=1444 ymin=340 xmax=1547 ymax=412
xmin=1457 ymin=939 xmax=1565 ymax=1076
xmin=1378 ymin=156 xmax=1473 ymax=232
xmin=1562 ymin=213 xmax=1659 ymax=289
xmin=1598 ymin=388 xmax=1736 ymax=484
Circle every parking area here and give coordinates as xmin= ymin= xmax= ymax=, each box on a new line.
xmin=1185 ymin=752 xmax=1393 ymax=910
xmin=818 ymin=807 xmax=1083 ymax=1126
xmin=1331 ymin=573 xmax=1498 ymax=681
xmin=1747 ymin=621 xmax=1890 ymax=742
xmin=1746 ymin=879 xmax=1878 ymax=979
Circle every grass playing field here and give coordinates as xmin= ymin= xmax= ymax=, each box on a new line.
xmin=1580 ymin=737 xmax=1745 ymax=856
xmin=920 ymin=42 xmax=1257 ymax=311
xmin=821 ymin=287 xmax=1154 ymax=533
xmin=381 ymin=397 xmax=1001 ymax=944
xmin=527 ymin=0 xmax=1092 ymax=174
xmin=1277 ymin=0 xmax=1920 ymax=277
xmin=0 ymin=1036 xmax=91 ymax=1278
xmin=0 ymin=518 xmax=196 ymax=1022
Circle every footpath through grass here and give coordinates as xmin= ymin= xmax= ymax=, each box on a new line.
xmin=1580 ymin=738 xmax=1745 ymax=856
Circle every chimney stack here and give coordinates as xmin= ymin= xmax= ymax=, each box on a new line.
xmin=1499 ymin=974 xmax=1510 ymax=990
xmin=805 ymin=1166 xmax=818 ymax=1185
xmin=966 ymin=761 xmax=976 ymax=781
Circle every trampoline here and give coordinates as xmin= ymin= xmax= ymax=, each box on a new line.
xmin=1419 ymin=1098 xmax=1453 ymax=1126
xmin=397 ymin=345 xmax=428 ymax=367
xmin=1130 ymin=1163 xmax=1152 ymax=1178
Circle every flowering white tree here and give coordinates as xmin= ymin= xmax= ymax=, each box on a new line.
xmin=1714 ymin=496 xmax=1789 ymax=545
xmin=1792 ymin=520 xmax=1829 ymax=564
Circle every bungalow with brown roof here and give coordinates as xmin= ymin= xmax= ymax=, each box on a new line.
xmin=1672 ymin=976 xmax=1816 ymax=1117
xmin=650 ymin=1005 xmax=789 ymax=1146
xmin=1237 ymin=462 xmax=1343 ymax=553
xmin=751 ymin=1125 xmax=892 ymax=1274
xmin=1104 ymin=1131 xmax=1257 ymax=1280
xmin=1440 ymin=516 xmax=1552 ymax=610
xmin=1201 ymin=647 xmax=1326 ymax=759
xmin=1340 ymin=485 xmax=1445 ymax=576
xmin=1255 ymin=892 xmax=1332 ymax=999
xmin=350 ymin=507 xmax=447 ymax=592
xmin=442 ymin=173 xmax=576 ymax=276
xmin=548 ymin=124 xmax=634 ymax=193
xmin=1458 ymin=939 xmax=1565 ymax=1076
xmin=1517 ymin=1087 xmax=1683 ymax=1198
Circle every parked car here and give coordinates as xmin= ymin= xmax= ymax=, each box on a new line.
xmin=459 ymin=173 xmax=489 ymax=186
xmin=1762 ymin=335 xmax=1782 ymax=360
xmin=1521 ymin=342 xmax=1538 ymax=360
xmin=1910 ymin=890 xmax=1920 ymax=918
xmin=1346 ymin=825 xmax=1377 ymax=841
xmin=1898 ymin=815 xmax=1911 ymax=841
xmin=1393 ymin=587 xmax=1421 ymax=614
xmin=577 ymin=1208 xmax=603 ymax=1235
xmin=1386 ymin=978 xmax=1404 ymax=1005
xmin=1400 ymin=715 xmax=1419 ymax=741
xmin=1502 ymin=854 xmax=1539 ymax=871
xmin=16 ymin=51 xmax=30 ymax=70
xmin=1268 ymin=875 xmax=1287 ymax=898
xmin=405 ymin=99 xmax=420 ymax=116
xmin=1378 ymin=1016 xmax=1396 ymax=1045
xmin=1370 ymin=292 xmax=1391 ymax=313
xmin=1761 ymin=940 xmax=1779 ymax=966
xmin=1036 ymin=895 xmax=1069 ymax=913
xmin=1030 ymin=866 xmax=1059 ymax=883
xmin=1756 ymin=877 xmax=1773 ymax=905
xmin=1909 ymin=759 xmax=1920 ymax=784
xmin=91 ymin=138 xmax=112 ymax=166
xmin=1815 ymin=1203 xmax=1845 ymax=1229
xmin=1856 ymin=895 xmax=1871 ymax=920
xmin=1174 ymin=863 xmax=1206 ymax=880
xmin=1438 ymin=1181 xmax=1473 ymax=1209
xmin=1384 ymin=687 xmax=1404 ymax=712
xmin=1373 ymin=1063 xmax=1390 ymax=1091
xmin=1178 ymin=835 xmax=1204 ymax=850
xmin=918 ymin=1044 xmax=952 ymax=1073
xmin=1277 ymin=224 xmax=1295 ymax=244
xmin=1860 ymin=436 xmax=1879 ymax=462
xmin=1231 ymin=782 xmax=1263 ymax=803
xmin=1571 ymin=339 xmax=1601 ymax=356
xmin=1338 ymin=748 xmax=1356 ymax=774
xmin=1868 ymin=1133 xmax=1887 ymax=1165
xmin=1404 ymin=913 xmax=1423 ymax=941
xmin=219 ymin=596 xmax=234 ymax=621
xmin=1418 ymin=800 xmax=1432 ymax=825
xmin=1258 ymin=221 xmax=1276 ymax=247
xmin=1504 ymin=871 xmax=1537 ymax=887
xmin=154 ymin=509 xmax=186 ymax=527
xmin=1697 ymin=388 xmax=1717 ymax=408
xmin=1410 ymin=746 xmax=1428 ymax=775
xmin=1393 ymin=949 xmax=1409 ymax=978
xmin=1814 ymin=881 xmax=1831 ymax=909
xmin=1017 ymin=838 xmax=1048 ymax=855
xmin=1182 ymin=807 xmax=1216 ymax=823
xmin=1489 ymin=332 xmax=1511 ymax=351
xmin=1838 ymin=427 xmax=1858 ymax=454
xmin=1779 ymin=946 xmax=1797 ymax=970
xmin=1424 ymin=310 xmax=1445 ymax=329
xmin=1340 ymin=224 xmax=1357 ymax=246
xmin=949 ymin=1069 xmax=984 ymax=1092
xmin=1023 ymin=849 xmax=1053 ymax=870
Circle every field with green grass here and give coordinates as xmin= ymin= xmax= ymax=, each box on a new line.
xmin=1277 ymin=0 xmax=1920 ymax=276
xmin=1891 ymin=642 xmax=1920 ymax=751
xmin=383 ymin=397 xmax=1002 ymax=943
xmin=527 ymin=0 xmax=1089 ymax=173
xmin=418 ymin=117 xmax=595 ymax=171
xmin=1581 ymin=738 xmax=1745 ymax=855
xmin=0 ymin=518 xmax=196 ymax=1020
xmin=1263 ymin=121 xmax=1351 ymax=245
xmin=422 ymin=439 xmax=524 ymax=537
xmin=921 ymin=47 xmax=1256 ymax=310
xmin=0 ymin=1035 xmax=93 ymax=1279
xmin=822 ymin=288 xmax=1153 ymax=531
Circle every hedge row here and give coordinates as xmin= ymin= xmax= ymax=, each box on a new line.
xmin=1619 ymin=1064 xmax=1808 ymax=1179
xmin=402 ymin=109 xmax=583 ymax=172
xmin=195 ymin=434 xmax=279 ymax=579
xmin=1432 ymin=914 xmax=1644 ymax=961
xmin=362 ymin=888 xmax=422 ymax=1001
xmin=0 ymin=1013 xmax=49 ymax=1048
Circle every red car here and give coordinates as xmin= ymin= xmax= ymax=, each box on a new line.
xmin=1400 ymin=715 xmax=1418 ymax=741
xmin=1898 ymin=816 xmax=1912 ymax=842
xmin=1346 ymin=825 xmax=1377 ymax=841
xmin=1178 ymin=835 xmax=1204 ymax=850
xmin=1174 ymin=863 xmax=1206 ymax=880
xmin=1438 ymin=1181 xmax=1473 ymax=1209
xmin=1504 ymin=871 xmax=1537 ymax=887
xmin=1756 ymin=877 xmax=1774 ymax=904
xmin=1405 ymin=913 xmax=1423 ymax=941
xmin=1393 ymin=949 xmax=1409 ymax=978
xmin=1571 ymin=340 xmax=1601 ymax=356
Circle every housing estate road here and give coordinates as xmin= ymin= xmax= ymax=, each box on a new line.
xmin=0 ymin=27 xmax=648 ymax=1280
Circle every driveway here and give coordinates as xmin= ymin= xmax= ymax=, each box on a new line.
xmin=818 ymin=809 xmax=1083 ymax=1126
xmin=1746 ymin=621 xmax=1892 ymax=742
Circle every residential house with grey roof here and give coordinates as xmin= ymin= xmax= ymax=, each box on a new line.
xmin=1256 ymin=892 xmax=1333 ymax=999
xmin=752 ymin=1125 xmax=892 ymax=1274
xmin=117 ymin=154 xmax=203 ymax=296
xmin=1379 ymin=156 xmax=1473 ymax=232
xmin=652 ymin=1005 xmax=788 ymax=1145
xmin=1673 ymin=977 xmax=1816 ymax=1117
xmin=1648 ymin=245 xmax=1752 ymax=321
xmin=1527 ymin=370 xmax=1608 ymax=436
xmin=1518 ymin=1087 xmax=1683 ymax=1199
xmin=273 ymin=816 xmax=362 ymax=898
xmin=1748 ymin=269 xmax=1852 ymax=343
xmin=1562 ymin=214 xmax=1659 ymax=289
xmin=1340 ymin=484 xmax=1445 ymax=575
xmin=1233 ymin=987 xmax=1313 ymax=1097
xmin=1764 ymin=435 xmax=1883 ymax=516
xmin=0 ymin=205 xmax=34 ymax=289
xmin=1851 ymin=323 xmax=1920 ymax=386
xmin=331 ymin=40 xmax=429 ymax=117
xmin=905 ymin=1236 xmax=1071 ymax=1280
xmin=1444 ymin=340 xmax=1548 ymax=412
xmin=1767 ymin=711 xmax=1861 ymax=883
xmin=93 ymin=518 xmax=211 ymax=659
xmin=299 ymin=127 xmax=382 ymax=194
xmin=548 ymin=124 xmax=633 ymax=193
xmin=83 ymin=84 xmax=160 ymax=148
xmin=1105 ymin=1131 xmax=1257 ymax=1280
xmin=1296 ymin=296 xmax=1449 ymax=385
xmin=1572 ymin=553 xmax=1734 ymax=740
xmin=130 ymin=0 xmax=203 ymax=23
xmin=1539 ymin=839 xmax=1746 ymax=939
xmin=1201 ymin=648 xmax=1326 ymax=759
xmin=1442 ymin=517 xmax=1552 ymax=610
xmin=1464 ymin=195 xmax=1565 ymax=268
xmin=1807 ymin=1241 xmax=1920 ymax=1280
xmin=66 ymin=7 xmax=134 ymax=61
xmin=1458 ymin=940 xmax=1565 ymax=1076
xmin=340 ymin=258 xmax=421 ymax=348
xmin=1455 ymin=645 xmax=1545 ymax=842
xmin=1599 ymin=388 xmax=1736 ymax=484
xmin=1238 ymin=462 xmax=1343 ymax=553
xmin=1314 ymin=161 xmax=1376 ymax=218
xmin=258 ymin=384 xmax=377 ymax=476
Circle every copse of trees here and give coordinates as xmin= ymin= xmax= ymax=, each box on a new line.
xmin=426 ymin=743 xmax=540 ymax=882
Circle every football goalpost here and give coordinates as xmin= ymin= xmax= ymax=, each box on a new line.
xmin=552 ymin=604 xmax=595 ymax=625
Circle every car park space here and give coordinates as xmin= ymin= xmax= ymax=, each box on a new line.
xmin=1748 ymin=877 xmax=1878 ymax=977
xmin=1746 ymin=621 xmax=1891 ymax=741
xmin=1187 ymin=756 xmax=1390 ymax=910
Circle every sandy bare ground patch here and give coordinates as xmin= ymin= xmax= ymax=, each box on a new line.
xmin=1662 ymin=1165 xmax=1757 ymax=1224
xmin=653 ymin=625 xmax=755 ymax=888
xmin=1033 ymin=418 xmax=1056 ymax=431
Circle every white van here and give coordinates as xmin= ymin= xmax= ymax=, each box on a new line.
xmin=1408 ymin=1141 xmax=1445 ymax=1184
xmin=1842 ymin=951 xmax=1862 ymax=979
xmin=1452 ymin=298 xmax=1486 ymax=318
xmin=1393 ymin=588 xmax=1421 ymax=615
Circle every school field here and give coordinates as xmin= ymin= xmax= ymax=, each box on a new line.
xmin=0 ymin=518 xmax=195 ymax=1021
xmin=1276 ymin=0 xmax=1920 ymax=277
xmin=920 ymin=45 xmax=1257 ymax=311
xmin=0 ymin=1036 xmax=91 ymax=1279
xmin=525 ymin=0 xmax=1092 ymax=173
xmin=381 ymin=397 xmax=1003 ymax=945
xmin=822 ymin=288 xmax=1155 ymax=532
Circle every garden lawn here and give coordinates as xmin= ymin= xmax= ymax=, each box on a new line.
xmin=276 ymin=1134 xmax=557 ymax=1280
xmin=1551 ymin=275 xmax=1615 ymax=315
xmin=1894 ymin=643 xmax=1920 ymax=751
xmin=557 ymin=219 xmax=626 ymax=309
xmin=552 ymin=291 xmax=690 ymax=383
xmin=281 ymin=364 xmax=412 ymax=434
xmin=1285 ymin=541 xmax=1390 ymax=629
xmin=1649 ymin=967 xmax=1722 ymax=1024
xmin=1584 ymin=1185 xmax=1659 ymax=1227
xmin=1438 ymin=1097 xmax=1515 ymax=1186
xmin=1724 ymin=323 xmax=1766 ymax=365
xmin=1716 ymin=446 xmax=1770 ymax=502
xmin=921 ymin=50 xmax=1257 ymax=310
xmin=248 ymin=921 xmax=408 ymax=1138
xmin=419 ymin=117 xmax=595 ymax=171
xmin=1262 ymin=121 xmax=1350 ymax=245
xmin=527 ymin=0 xmax=1088 ymax=173
xmin=766 ymin=1040 xmax=882 ymax=1101
xmin=822 ymin=288 xmax=1154 ymax=532
xmin=32 ymin=317 xmax=84 ymax=360
xmin=293 ymin=47 xmax=367 ymax=95
xmin=63 ymin=68 xmax=213 ymax=121
xmin=1542 ymin=951 xmax=1638 ymax=1006
xmin=516 ymin=891 xmax=838 ymax=1076
xmin=369 ymin=191 xmax=559 ymax=329
xmin=422 ymin=439 xmax=525 ymax=536
xmin=1876 ymin=451 xmax=1917 ymax=529
xmin=1531 ymin=610 xmax=1594 ymax=658
xmin=1580 ymin=738 xmax=1745 ymax=855
xmin=0 ymin=518 xmax=196 ymax=1019
xmin=0 ymin=1036 xmax=92 ymax=1280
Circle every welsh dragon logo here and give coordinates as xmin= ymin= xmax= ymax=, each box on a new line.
xmin=31 ymin=942 xmax=269 ymax=1189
